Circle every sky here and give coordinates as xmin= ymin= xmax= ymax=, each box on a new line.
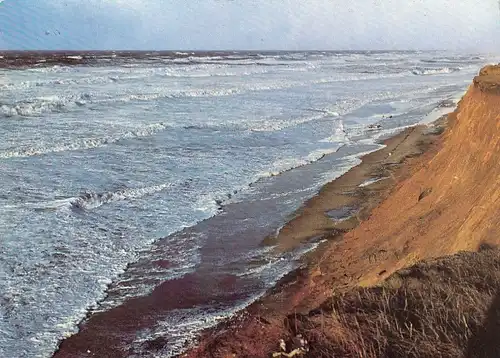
xmin=0 ymin=0 xmax=499 ymax=51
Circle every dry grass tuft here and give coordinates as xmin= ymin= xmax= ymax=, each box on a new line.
xmin=289 ymin=248 xmax=500 ymax=357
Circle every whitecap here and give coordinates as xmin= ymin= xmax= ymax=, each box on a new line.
xmin=411 ymin=67 xmax=461 ymax=76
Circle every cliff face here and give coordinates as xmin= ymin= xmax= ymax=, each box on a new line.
xmin=349 ymin=64 xmax=500 ymax=286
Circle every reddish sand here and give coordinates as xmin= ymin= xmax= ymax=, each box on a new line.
xmin=181 ymin=66 xmax=500 ymax=358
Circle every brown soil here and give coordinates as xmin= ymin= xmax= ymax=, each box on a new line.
xmin=181 ymin=65 xmax=500 ymax=358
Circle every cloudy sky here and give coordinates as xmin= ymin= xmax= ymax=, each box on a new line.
xmin=0 ymin=0 xmax=499 ymax=51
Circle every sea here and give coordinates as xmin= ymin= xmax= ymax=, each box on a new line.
xmin=0 ymin=50 xmax=496 ymax=357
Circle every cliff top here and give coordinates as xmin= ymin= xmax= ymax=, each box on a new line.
xmin=474 ymin=64 xmax=500 ymax=93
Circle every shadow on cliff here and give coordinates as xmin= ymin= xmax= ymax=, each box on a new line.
xmin=466 ymin=288 xmax=500 ymax=358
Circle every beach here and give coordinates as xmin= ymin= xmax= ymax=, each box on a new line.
xmin=53 ymin=109 xmax=448 ymax=358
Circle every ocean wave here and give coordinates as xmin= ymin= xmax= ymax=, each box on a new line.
xmin=70 ymin=184 xmax=172 ymax=211
xmin=411 ymin=67 xmax=461 ymax=76
xmin=189 ymin=144 xmax=345 ymax=212
xmin=21 ymin=183 xmax=174 ymax=212
xmin=0 ymin=69 xmax=231 ymax=90
xmin=103 ymin=64 xmax=271 ymax=80
xmin=244 ymin=91 xmax=408 ymax=134
xmin=246 ymin=113 xmax=328 ymax=132
xmin=420 ymin=56 xmax=485 ymax=64
xmin=305 ymin=108 xmax=340 ymax=117
xmin=359 ymin=177 xmax=390 ymax=187
xmin=129 ymin=240 xmax=319 ymax=357
xmin=96 ymin=240 xmax=202 ymax=312
xmin=0 ymin=75 xmax=122 ymax=90
xmin=26 ymin=65 xmax=74 ymax=73
xmin=0 ymin=93 xmax=92 ymax=117
xmin=254 ymin=146 xmax=343 ymax=180
xmin=111 ymin=83 xmax=293 ymax=103
xmin=0 ymin=122 xmax=169 ymax=158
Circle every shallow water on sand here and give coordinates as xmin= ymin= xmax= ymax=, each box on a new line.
xmin=0 ymin=50 xmax=496 ymax=357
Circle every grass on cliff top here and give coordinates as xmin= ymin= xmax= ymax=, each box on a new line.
xmin=288 ymin=245 xmax=500 ymax=358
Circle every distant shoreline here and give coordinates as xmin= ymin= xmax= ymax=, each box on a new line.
xmin=0 ymin=49 xmax=443 ymax=69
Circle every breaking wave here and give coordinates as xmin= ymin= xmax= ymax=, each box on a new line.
xmin=0 ymin=123 xmax=169 ymax=159
xmin=253 ymin=146 xmax=343 ymax=181
xmin=1 ymin=72 xmax=449 ymax=119
xmin=1 ymin=72 xmax=435 ymax=119
xmin=0 ymin=93 xmax=92 ymax=117
xmin=70 ymin=184 xmax=173 ymax=211
xmin=22 ymin=183 xmax=174 ymax=212
xmin=411 ymin=67 xmax=461 ymax=76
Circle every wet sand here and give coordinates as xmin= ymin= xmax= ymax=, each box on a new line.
xmin=272 ymin=124 xmax=440 ymax=252
xmin=181 ymin=116 xmax=448 ymax=358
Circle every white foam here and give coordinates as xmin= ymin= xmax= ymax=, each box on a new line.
xmin=253 ymin=144 xmax=343 ymax=181
xmin=411 ymin=67 xmax=461 ymax=76
xmin=359 ymin=177 xmax=390 ymax=187
xmin=247 ymin=113 xmax=326 ymax=132
xmin=418 ymin=90 xmax=464 ymax=125
xmin=127 ymin=240 xmax=321 ymax=357
xmin=306 ymin=147 xmax=340 ymax=162
xmin=96 ymin=244 xmax=202 ymax=312
xmin=99 ymin=75 xmax=413 ymax=106
xmin=0 ymin=75 xmax=117 ymax=90
xmin=0 ymin=93 xmax=91 ymax=117
xmin=419 ymin=106 xmax=454 ymax=125
xmin=17 ymin=183 xmax=173 ymax=214
xmin=313 ymin=155 xmax=368 ymax=191
xmin=319 ymin=134 xmax=344 ymax=143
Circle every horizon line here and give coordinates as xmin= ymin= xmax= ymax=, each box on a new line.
xmin=0 ymin=48 xmax=461 ymax=53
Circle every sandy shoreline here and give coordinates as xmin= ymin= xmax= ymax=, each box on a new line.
xmin=180 ymin=114 xmax=449 ymax=357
